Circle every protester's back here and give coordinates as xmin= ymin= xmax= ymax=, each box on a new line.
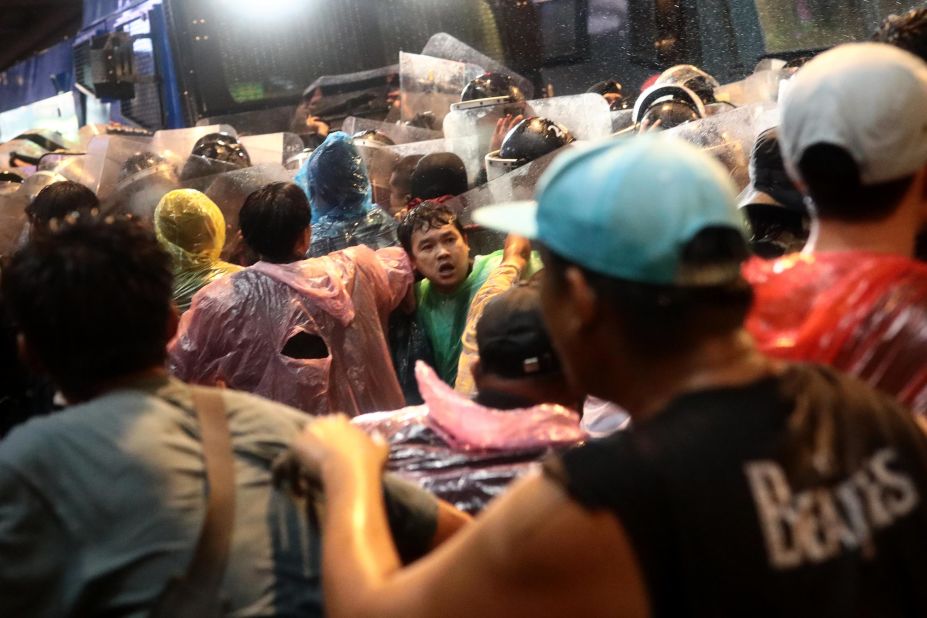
xmin=746 ymin=43 xmax=927 ymax=413
xmin=171 ymin=245 xmax=411 ymax=416
xmin=0 ymin=214 xmax=439 ymax=616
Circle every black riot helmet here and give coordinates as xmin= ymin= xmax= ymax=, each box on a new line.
xmin=180 ymin=132 xmax=251 ymax=181
xmin=0 ymin=170 xmax=24 ymax=184
xmin=632 ymin=84 xmax=706 ymax=130
xmin=586 ymin=79 xmax=630 ymax=111
xmin=499 ymin=116 xmax=574 ymax=166
xmin=118 ymin=152 xmax=173 ymax=184
xmin=656 ymin=65 xmax=720 ymax=105
xmin=352 ymin=130 xmax=396 ymax=147
xmin=189 ymin=132 xmax=251 ymax=167
xmin=461 ymin=72 xmax=526 ymax=104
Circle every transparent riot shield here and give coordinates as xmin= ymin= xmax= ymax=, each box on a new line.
xmin=715 ymin=69 xmax=784 ymax=107
xmin=442 ymin=98 xmax=528 ymax=170
xmin=0 ymin=171 xmax=67 ymax=259
xmin=178 ymin=163 xmax=293 ymax=261
xmin=453 ymin=144 xmax=573 ymax=255
xmin=238 ymin=133 xmax=305 ymax=166
xmin=610 ymin=109 xmax=635 ymax=134
xmin=150 ymin=125 xmax=237 ymax=162
xmin=399 ymin=52 xmax=484 ymax=126
xmin=443 ymin=93 xmax=609 ymax=180
xmin=384 ymin=136 xmax=483 ymax=187
xmin=0 ymin=188 xmax=30 ymax=260
xmin=526 ymin=94 xmax=613 ymax=141
xmin=354 ymin=143 xmax=401 ymax=209
xmin=444 ymin=93 xmax=612 ymax=146
xmin=35 ymin=152 xmax=102 ymax=195
xmin=340 ymin=117 xmax=441 ymax=144
xmin=666 ymin=103 xmax=773 ymax=193
xmin=420 ymin=33 xmax=534 ymax=100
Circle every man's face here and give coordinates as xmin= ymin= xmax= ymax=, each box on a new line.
xmin=410 ymin=222 xmax=471 ymax=293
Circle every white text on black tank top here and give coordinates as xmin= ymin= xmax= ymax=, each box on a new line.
xmin=744 ymin=448 xmax=919 ymax=569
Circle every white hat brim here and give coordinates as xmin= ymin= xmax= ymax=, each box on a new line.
xmin=471 ymin=201 xmax=539 ymax=239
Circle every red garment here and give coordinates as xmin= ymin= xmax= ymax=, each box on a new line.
xmin=354 ymin=362 xmax=586 ymax=514
xmin=170 ymin=246 xmax=412 ymax=416
xmin=744 ymin=252 xmax=927 ymax=414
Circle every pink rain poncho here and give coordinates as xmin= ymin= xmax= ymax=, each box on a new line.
xmin=744 ymin=252 xmax=927 ymax=414
xmin=354 ymin=362 xmax=586 ymax=514
xmin=170 ymin=245 xmax=412 ymax=416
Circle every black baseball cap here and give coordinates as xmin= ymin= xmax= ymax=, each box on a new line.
xmin=476 ymin=284 xmax=561 ymax=379
xmin=740 ymin=127 xmax=806 ymax=214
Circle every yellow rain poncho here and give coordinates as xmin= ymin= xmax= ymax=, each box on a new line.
xmin=154 ymin=189 xmax=241 ymax=312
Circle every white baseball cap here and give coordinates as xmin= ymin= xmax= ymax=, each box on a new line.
xmin=779 ymin=42 xmax=927 ymax=185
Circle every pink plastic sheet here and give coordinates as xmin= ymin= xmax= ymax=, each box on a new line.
xmin=354 ymin=362 xmax=586 ymax=513
xmin=744 ymin=252 xmax=927 ymax=414
xmin=169 ymin=246 xmax=412 ymax=416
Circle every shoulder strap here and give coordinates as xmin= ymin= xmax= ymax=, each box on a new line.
xmin=187 ymin=388 xmax=236 ymax=593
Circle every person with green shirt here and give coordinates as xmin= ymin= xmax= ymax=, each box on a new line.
xmin=398 ymin=201 xmax=529 ymax=385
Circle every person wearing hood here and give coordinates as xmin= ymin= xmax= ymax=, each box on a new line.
xmin=169 ymin=182 xmax=411 ymax=416
xmin=354 ymin=284 xmax=585 ymax=515
xmin=154 ymin=189 xmax=241 ymax=313
xmin=295 ymin=131 xmax=398 ymax=258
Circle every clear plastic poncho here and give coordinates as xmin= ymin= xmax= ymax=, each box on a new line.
xmin=295 ymin=132 xmax=398 ymax=257
xmin=744 ymin=252 xmax=927 ymax=414
xmin=154 ymin=189 xmax=242 ymax=312
xmin=169 ymin=246 xmax=412 ymax=416
xmin=353 ymin=362 xmax=586 ymax=514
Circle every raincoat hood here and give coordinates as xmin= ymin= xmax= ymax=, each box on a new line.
xmin=250 ymin=259 xmax=356 ymax=327
xmin=295 ymin=131 xmax=373 ymax=224
xmin=416 ymin=361 xmax=586 ymax=451
xmin=155 ymin=189 xmax=241 ymax=311
xmin=155 ymin=189 xmax=227 ymax=269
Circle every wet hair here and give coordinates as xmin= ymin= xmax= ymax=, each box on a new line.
xmin=797 ymin=144 xmax=915 ymax=222
xmin=542 ymin=227 xmax=753 ymax=356
xmin=239 ymin=182 xmax=312 ymax=263
xmin=873 ymin=7 xmax=927 ymax=63
xmin=26 ymin=181 xmax=100 ymax=230
xmin=409 ymin=153 xmax=469 ymax=201
xmin=397 ymin=201 xmax=466 ymax=255
xmin=1 ymin=214 xmax=173 ymax=396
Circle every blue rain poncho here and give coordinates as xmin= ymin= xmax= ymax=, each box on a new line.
xmin=295 ymin=132 xmax=397 ymax=257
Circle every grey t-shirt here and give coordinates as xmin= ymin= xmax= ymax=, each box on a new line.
xmin=0 ymin=376 xmax=436 ymax=617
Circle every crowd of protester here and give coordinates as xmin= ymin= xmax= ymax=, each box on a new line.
xmin=1 ymin=6 xmax=927 ymax=617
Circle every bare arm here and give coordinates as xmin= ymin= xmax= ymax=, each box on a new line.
xmin=293 ymin=417 xmax=650 ymax=618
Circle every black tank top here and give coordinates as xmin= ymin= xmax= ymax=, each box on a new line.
xmin=547 ymin=364 xmax=927 ymax=617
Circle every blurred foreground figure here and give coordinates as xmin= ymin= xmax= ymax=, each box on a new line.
xmin=0 ymin=214 xmax=459 ymax=615
xmin=171 ymin=182 xmax=410 ymax=416
xmin=355 ymin=285 xmax=584 ymax=514
xmin=284 ymin=136 xmax=927 ymax=617
xmin=154 ymin=189 xmax=241 ymax=312
xmin=745 ymin=43 xmax=927 ymax=413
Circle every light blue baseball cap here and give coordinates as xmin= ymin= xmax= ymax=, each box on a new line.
xmin=473 ymin=135 xmax=747 ymax=286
